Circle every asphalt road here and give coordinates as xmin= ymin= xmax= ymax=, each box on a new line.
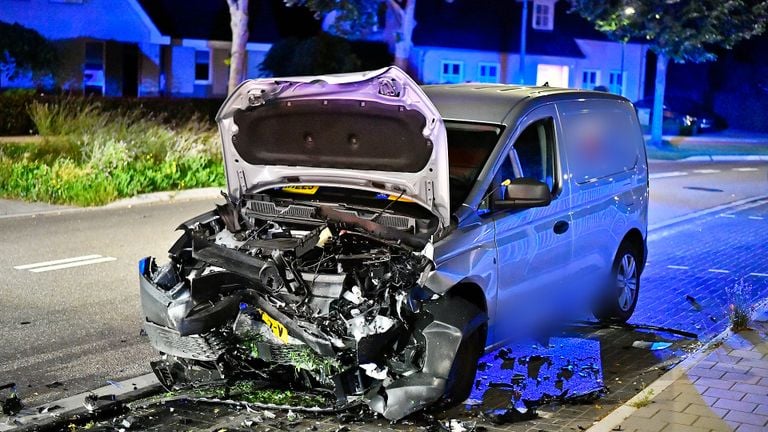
xmin=0 ymin=158 xmax=766 ymax=410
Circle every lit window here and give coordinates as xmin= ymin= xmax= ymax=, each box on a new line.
xmin=440 ymin=61 xmax=464 ymax=84
xmin=195 ymin=49 xmax=211 ymax=84
xmin=609 ymin=71 xmax=624 ymax=95
xmin=582 ymin=70 xmax=599 ymax=90
xmin=532 ymin=0 xmax=554 ymax=31
xmin=477 ymin=62 xmax=500 ymax=83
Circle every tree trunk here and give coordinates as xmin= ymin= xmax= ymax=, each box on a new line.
xmin=393 ymin=0 xmax=416 ymax=71
xmin=227 ymin=0 xmax=249 ymax=95
xmin=650 ymin=53 xmax=668 ymax=146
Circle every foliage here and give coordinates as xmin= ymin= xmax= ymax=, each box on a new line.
xmin=284 ymin=0 xmax=381 ymax=38
xmin=726 ymin=279 xmax=754 ymax=331
xmin=0 ymin=99 xmax=224 ymax=206
xmin=221 ymin=381 xmax=327 ymax=407
xmin=0 ymin=21 xmax=58 ymax=83
xmin=570 ymin=1 xmax=768 ymax=62
xmin=628 ymin=388 xmax=655 ymax=408
xmin=260 ymin=33 xmax=361 ymax=76
xmin=0 ymin=92 xmax=222 ymax=136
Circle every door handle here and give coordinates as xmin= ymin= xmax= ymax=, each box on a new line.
xmin=553 ymin=220 xmax=569 ymax=235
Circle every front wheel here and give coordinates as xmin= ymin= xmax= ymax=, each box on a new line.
xmin=593 ymin=243 xmax=641 ymax=323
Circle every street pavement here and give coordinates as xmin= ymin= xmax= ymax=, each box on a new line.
xmin=0 ymin=158 xmax=767 ymax=430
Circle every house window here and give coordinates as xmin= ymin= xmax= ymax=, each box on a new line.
xmin=194 ymin=49 xmax=211 ymax=84
xmin=477 ymin=62 xmax=500 ymax=83
xmin=440 ymin=61 xmax=464 ymax=84
xmin=532 ymin=0 xmax=554 ymax=31
xmin=582 ymin=70 xmax=599 ymax=90
xmin=609 ymin=71 xmax=624 ymax=95
xmin=83 ymin=42 xmax=104 ymax=96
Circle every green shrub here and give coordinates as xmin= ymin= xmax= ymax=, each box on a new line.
xmin=0 ymin=97 xmax=225 ymax=206
xmin=0 ymin=89 xmax=37 ymax=135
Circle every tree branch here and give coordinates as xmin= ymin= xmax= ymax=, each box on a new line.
xmin=387 ymin=0 xmax=405 ymax=18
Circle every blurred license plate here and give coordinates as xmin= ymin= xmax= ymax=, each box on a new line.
xmin=260 ymin=310 xmax=289 ymax=343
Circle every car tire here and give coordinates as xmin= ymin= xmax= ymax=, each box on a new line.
xmin=438 ymin=325 xmax=484 ymax=407
xmin=593 ymin=242 xmax=641 ymax=323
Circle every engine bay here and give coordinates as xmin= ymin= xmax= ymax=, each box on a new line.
xmin=139 ymin=193 xmax=482 ymax=420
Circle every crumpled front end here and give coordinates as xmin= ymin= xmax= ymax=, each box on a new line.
xmin=139 ymin=198 xmax=484 ymax=420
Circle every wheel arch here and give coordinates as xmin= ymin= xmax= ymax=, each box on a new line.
xmin=446 ymin=281 xmax=489 ymax=345
xmin=620 ymin=228 xmax=646 ymax=273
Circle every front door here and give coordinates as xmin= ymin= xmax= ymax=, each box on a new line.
xmin=491 ymin=105 xmax=574 ymax=342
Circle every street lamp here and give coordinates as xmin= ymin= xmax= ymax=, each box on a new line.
xmin=519 ymin=0 xmax=528 ymax=84
xmin=619 ymin=5 xmax=635 ymax=96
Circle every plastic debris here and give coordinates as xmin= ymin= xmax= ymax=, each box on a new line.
xmin=483 ymin=407 xmax=537 ymax=425
xmin=45 ymin=381 xmax=64 ymax=389
xmin=121 ymin=416 xmax=136 ymax=429
xmin=631 ymin=341 xmax=673 ymax=351
xmin=286 ymin=410 xmax=300 ymax=422
xmin=107 ymin=380 xmax=124 ymax=389
xmin=37 ymin=404 xmax=61 ymax=414
xmin=461 ymin=398 xmax=483 ymax=406
xmin=242 ymin=417 xmax=263 ymax=427
xmin=1 ymin=383 xmax=22 ymax=416
xmin=83 ymin=393 xmax=116 ymax=412
xmin=440 ymin=419 xmax=477 ymax=431
xmin=685 ymin=295 xmax=703 ymax=311
xmin=262 ymin=409 xmax=276 ymax=419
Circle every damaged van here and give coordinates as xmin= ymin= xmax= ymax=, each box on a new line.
xmin=139 ymin=67 xmax=648 ymax=420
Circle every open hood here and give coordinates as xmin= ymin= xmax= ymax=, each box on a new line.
xmin=216 ymin=67 xmax=450 ymax=228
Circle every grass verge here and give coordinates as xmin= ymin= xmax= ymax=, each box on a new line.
xmin=646 ymin=140 xmax=768 ymax=160
xmin=0 ymin=99 xmax=225 ymax=206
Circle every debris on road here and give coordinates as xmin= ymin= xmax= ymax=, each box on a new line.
xmin=631 ymin=341 xmax=673 ymax=350
xmin=686 ymin=295 xmax=703 ymax=311
xmin=482 ymin=407 xmax=537 ymax=424
xmin=1 ymin=383 xmax=22 ymax=416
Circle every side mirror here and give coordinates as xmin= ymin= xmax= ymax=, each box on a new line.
xmin=494 ymin=178 xmax=552 ymax=210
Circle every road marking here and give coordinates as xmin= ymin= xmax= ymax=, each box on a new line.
xmin=707 ymin=269 xmax=730 ymax=273
xmin=667 ymin=265 xmax=689 ymax=270
xmin=14 ymin=254 xmax=103 ymax=270
xmin=748 ymin=216 xmax=764 ymax=220
xmin=692 ymin=169 xmax=721 ymax=174
xmin=718 ymin=214 xmax=736 ymax=218
xmin=649 ymin=171 xmax=689 ymax=179
xmin=750 ymin=273 xmax=768 ymax=277
xmin=15 ymin=255 xmax=116 ymax=273
xmin=732 ymin=167 xmax=759 ymax=172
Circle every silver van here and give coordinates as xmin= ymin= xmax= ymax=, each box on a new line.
xmin=139 ymin=67 xmax=648 ymax=420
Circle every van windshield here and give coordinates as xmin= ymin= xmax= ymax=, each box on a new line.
xmin=445 ymin=121 xmax=503 ymax=211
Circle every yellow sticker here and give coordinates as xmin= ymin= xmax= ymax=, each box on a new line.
xmin=388 ymin=194 xmax=415 ymax=203
xmin=282 ymin=185 xmax=319 ymax=195
xmin=259 ymin=310 xmax=289 ymax=343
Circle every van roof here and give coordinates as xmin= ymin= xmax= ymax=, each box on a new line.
xmin=422 ymin=84 xmax=629 ymax=126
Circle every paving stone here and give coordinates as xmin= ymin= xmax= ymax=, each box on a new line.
xmin=702 ymin=387 xmax=746 ymax=401
xmin=743 ymin=393 xmax=768 ymax=405
xmin=621 ymin=415 xmax=668 ymax=432
xmin=713 ymin=398 xmax=757 ymax=413
xmin=729 ymin=349 xmax=765 ymax=360
xmin=724 ymin=410 xmax=768 ymax=427
xmin=650 ymin=409 xmax=698 ymax=426
xmin=694 ymin=377 xmax=735 ymax=390
xmin=735 ymin=423 xmax=768 ymax=432
xmin=711 ymin=363 xmax=752 ymax=374
xmin=658 ymin=423 xmax=711 ymax=432
xmin=651 ymin=399 xmax=692 ymax=413
xmin=683 ymin=403 xmax=728 ymax=418
xmin=731 ymin=382 xmax=768 ymax=395
xmin=721 ymin=372 xmax=762 ymax=384
xmin=687 ymin=367 xmax=725 ymax=380
xmin=690 ymin=415 xmax=732 ymax=431
xmin=754 ymin=404 xmax=768 ymax=416
xmin=633 ymin=405 xmax=661 ymax=419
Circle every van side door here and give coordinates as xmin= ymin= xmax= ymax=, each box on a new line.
xmin=491 ymin=105 xmax=574 ymax=342
xmin=555 ymin=100 xmax=646 ymax=311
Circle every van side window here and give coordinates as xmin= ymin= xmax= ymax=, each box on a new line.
xmin=512 ymin=118 xmax=556 ymax=192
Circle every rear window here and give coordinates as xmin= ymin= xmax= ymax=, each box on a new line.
xmin=560 ymin=106 xmax=639 ymax=184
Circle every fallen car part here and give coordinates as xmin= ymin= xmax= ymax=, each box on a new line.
xmin=1 ymin=383 xmax=22 ymax=416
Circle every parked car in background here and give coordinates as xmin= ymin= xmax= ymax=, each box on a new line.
xmin=139 ymin=67 xmax=649 ymax=421
xmin=634 ymin=97 xmax=726 ymax=135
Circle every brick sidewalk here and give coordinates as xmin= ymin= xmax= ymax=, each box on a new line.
xmin=617 ymin=317 xmax=768 ymax=432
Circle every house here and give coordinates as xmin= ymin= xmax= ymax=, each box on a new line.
xmin=0 ymin=0 xmax=315 ymax=97
xmin=409 ymin=0 xmax=648 ymax=102
xmin=2 ymin=0 xmax=647 ymax=101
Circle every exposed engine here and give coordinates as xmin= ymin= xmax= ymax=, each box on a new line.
xmin=139 ymin=195 xmax=482 ymax=420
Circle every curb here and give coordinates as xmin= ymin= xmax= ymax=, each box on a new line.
xmin=586 ymin=298 xmax=768 ymax=432
xmin=0 ymin=187 xmax=223 ymax=220
xmin=672 ymin=155 xmax=768 ymax=162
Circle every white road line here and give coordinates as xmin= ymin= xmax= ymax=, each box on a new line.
xmin=719 ymin=214 xmax=736 ymax=218
xmin=692 ymin=169 xmax=721 ymax=174
xmin=708 ymin=269 xmax=730 ymax=273
xmin=748 ymin=216 xmax=764 ymax=220
xmin=14 ymin=254 xmax=103 ymax=270
xmin=28 ymin=257 xmax=117 ymax=273
xmin=732 ymin=167 xmax=759 ymax=172
xmin=750 ymin=273 xmax=768 ymax=277
xmin=649 ymin=171 xmax=689 ymax=179
xmin=667 ymin=265 xmax=689 ymax=269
